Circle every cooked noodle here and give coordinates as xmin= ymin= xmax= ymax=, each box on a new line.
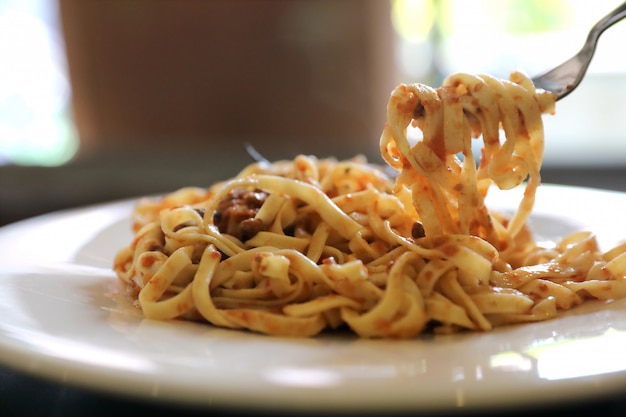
xmin=113 ymin=72 xmax=626 ymax=337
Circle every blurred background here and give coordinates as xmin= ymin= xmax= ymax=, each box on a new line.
xmin=1 ymin=0 xmax=625 ymax=226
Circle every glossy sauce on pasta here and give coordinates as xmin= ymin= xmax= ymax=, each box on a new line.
xmin=114 ymin=72 xmax=626 ymax=337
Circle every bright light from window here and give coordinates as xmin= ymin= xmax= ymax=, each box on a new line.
xmin=391 ymin=0 xmax=436 ymax=80
xmin=0 ymin=1 xmax=78 ymax=166
xmin=391 ymin=0 xmax=435 ymax=43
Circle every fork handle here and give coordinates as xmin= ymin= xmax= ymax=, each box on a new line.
xmin=588 ymin=1 xmax=626 ymax=44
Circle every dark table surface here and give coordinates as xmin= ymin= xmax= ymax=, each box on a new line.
xmin=1 ymin=155 xmax=625 ymax=417
xmin=1 ymin=364 xmax=626 ymax=417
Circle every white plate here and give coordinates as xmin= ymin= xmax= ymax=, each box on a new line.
xmin=0 ymin=184 xmax=625 ymax=413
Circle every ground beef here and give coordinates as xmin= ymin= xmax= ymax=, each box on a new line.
xmin=412 ymin=221 xmax=426 ymax=239
xmin=213 ymin=188 xmax=268 ymax=241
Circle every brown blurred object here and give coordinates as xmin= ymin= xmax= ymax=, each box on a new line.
xmin=59 ymin=0 xmax=394 ymax=161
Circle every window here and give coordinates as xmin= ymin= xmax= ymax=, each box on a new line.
xmin=0 ymin=0 xmax=77 ymax=166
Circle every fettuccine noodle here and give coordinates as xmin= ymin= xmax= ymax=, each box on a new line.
xmin=114 ymin=71 xmax=626 ymax=337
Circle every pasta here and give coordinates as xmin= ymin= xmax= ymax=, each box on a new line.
xmin=113 ymin=71 xmax=626 ymax=338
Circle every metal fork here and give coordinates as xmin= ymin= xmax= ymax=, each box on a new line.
xmin=531 ymin=1 xmax=626 ymax=100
